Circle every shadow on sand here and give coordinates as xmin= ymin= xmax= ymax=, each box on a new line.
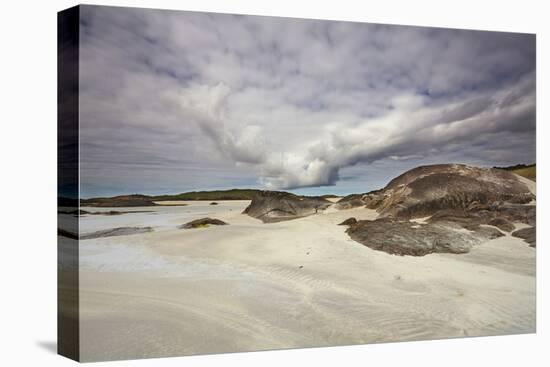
xmin=36 ymin=340 xmax=57 ymax=354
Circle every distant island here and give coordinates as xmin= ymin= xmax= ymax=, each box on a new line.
xmin=79 ymin=189 xmax=262 ymax=207
xmin=78 ymin=189 xmax=341 ymax=207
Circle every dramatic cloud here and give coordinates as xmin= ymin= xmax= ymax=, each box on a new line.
xmin=78 ymin=5 xmax=535 ymax=196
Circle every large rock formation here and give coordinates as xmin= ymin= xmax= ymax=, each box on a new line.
xmin=338 ymin=164 xmax=536 ymax=256
xmin=243 ymin=191 xmax=332 ymax=223
xmin=343 ymin=217 xmax=504 ymax=256
xmin=336 ymin=164 xmax=534 ymax=218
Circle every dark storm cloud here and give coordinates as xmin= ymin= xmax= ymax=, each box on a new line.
xmin=78 ymin=5 xmax=535 ymax=195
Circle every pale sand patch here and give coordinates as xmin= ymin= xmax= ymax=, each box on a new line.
xmin=154 ymin=200 xmax=252 ymax=206
xmin=325 ymin=197 xmax=342 ymax=203
xmin=152 ymin=201 xmax=189 ymax=206
xmin=514 ymin=222 xmax=533 ymax=231
xmin=78 ymin=202 xmax=535 ymax=362
xmin=515 ymin=174 xmax=536 ymax=195
xmin=411 ymin=216 xmax=432 ymax=224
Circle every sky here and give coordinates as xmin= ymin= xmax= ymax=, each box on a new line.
xmin=79 ymin=5 xmax=536 ymax=198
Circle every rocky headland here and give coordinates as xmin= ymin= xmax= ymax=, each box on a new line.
xmin=336 ymin=164 xmax=536 ymax=255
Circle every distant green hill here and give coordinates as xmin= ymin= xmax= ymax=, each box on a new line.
xmin=494 ymin=163 xmax=536 ymax=181
xmin=510 ymin=165 xmax=536 ymax=181
xmin=79 ymin=189 xmax=340 ymax=207
xmin=81 ymin=194 xmax=158 ymax=207
xmin=81 ymin=189 xmax=263 ymax=207
xmin=152 ymin=189 xmax=262 ymax=201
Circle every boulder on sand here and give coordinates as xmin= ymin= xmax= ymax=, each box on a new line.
xmin=345 ymin=218 xmax=504 ymax=256
xmin=487 ymin=217 xmax=516 ymax=232
xmin=243 ymin=191 xmax=332 ymax=223
xmin=180 ymin=217 xmax=228 ymax=229
xmin=512 ymin=227 xmax=536 ymax=247
xmin=338 ymin=218 xmax=357 ymax=226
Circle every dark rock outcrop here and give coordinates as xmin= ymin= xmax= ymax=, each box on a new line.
xmin=81 ymin=226 xmax=153 ymax=240
xmin=493 ymin=203 xmax=536 ymax=226
xmin=180 ymin=218 xmax=228 ymax=229
xmin=426 ymin=209 xmax=518 ymax=232
xmin=487 ymin=217 xmax=515 ymax=232
xmin=339 ymin=164 xmax=535 ymax=256
xmin=345 ymin=218 xmax=504 ymax=256
xmin=335 ymin=194 xmax=368 ymax=210
xmin=81 ymin=194 xmax=158 ymax=207
xmin=243 ymin=191 xmax=331 ymax=223
xmin=336 ymin=164 xmax=534 ymax=218
xmin=338 ymin=217 xmax=357 ymax=226
xmin=336 ymin=190 xmax=384 ymax=210
xmin=512 ymin=227 xmax=536 ymax=247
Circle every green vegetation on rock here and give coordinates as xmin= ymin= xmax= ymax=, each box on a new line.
xmin=494 ymin=163 xmax=536 ymax=181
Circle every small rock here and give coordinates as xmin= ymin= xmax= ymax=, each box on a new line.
xmin=488 ymin=217 xmax=515 ymax=232
xmin=512 ymin=227 xmax=536 ymax=247
xmin=338 ymin=217 xmax=358 ymax=226
xmin=180 ymin=217 xmax=228 ymax=229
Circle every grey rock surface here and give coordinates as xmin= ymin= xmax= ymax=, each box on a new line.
xmin=243 ymin=191 xmax=331 ymax=223
xmin=338 ymin=217 xmax=358 ymax=226
xmin=336 ymin=164 xmax=534 ymax=218
xmin=345 ymin=218 xmax=504 ymax=256
xmin=338 ymin=164 xmax=535 ymax=256
xmin=180 ymin=218 xmax=228 ymax=229
xmin=512 ymin=227 xmax=536 ymax=247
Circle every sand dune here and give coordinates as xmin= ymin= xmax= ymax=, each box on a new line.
xmin=78 ymin=200 xmax=535 ymax=361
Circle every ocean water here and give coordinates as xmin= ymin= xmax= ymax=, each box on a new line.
xmin=77 ymin=201 xmax=250 ymax=274
xmin=79 ymin=201 xmax=249 ymax=234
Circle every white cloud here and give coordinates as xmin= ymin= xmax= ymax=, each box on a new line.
xmin=78 ymin=5 xmax=536 ymax=195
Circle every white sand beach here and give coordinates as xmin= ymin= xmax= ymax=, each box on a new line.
xmin=78 ymin=200 xmax=536 ymax=361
